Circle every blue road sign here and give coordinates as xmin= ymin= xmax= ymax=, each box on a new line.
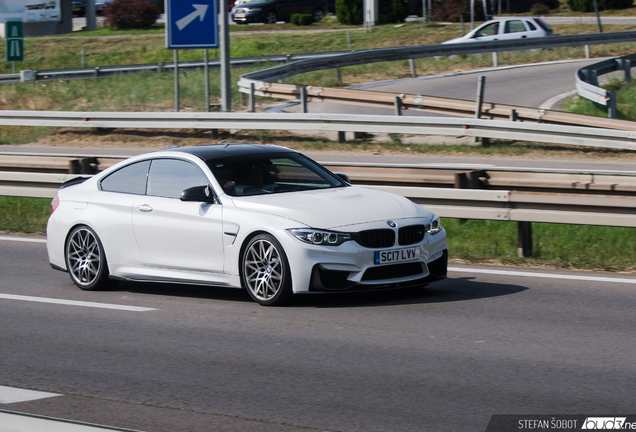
xmin=166 ymin=0 xmax=218 ymax=49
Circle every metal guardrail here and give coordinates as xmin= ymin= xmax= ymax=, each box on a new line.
xmin=5 ymin=153 xmax=636 ymax=195
xmin=2 ymin=51 xmax=351 ymax=85
xmin=3 ymin=170 xmax=636 ymax=229
xmin=576 ymin=53 xmax=636 ymax=118
xmin=238 ymin=30 xmax=636 ymax=85
xmin=0 ymin=110 xmax=635 ymax=150
xmin=242 ymin=81 xmax=636 ymax=131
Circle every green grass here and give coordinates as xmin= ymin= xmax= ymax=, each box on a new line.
xmin=0 ymin=197 xmax=51 ymax=234
xmin=444 ymin=218 xmax=636 ymax=272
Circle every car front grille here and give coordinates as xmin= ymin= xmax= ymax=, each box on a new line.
xmin=355 ymin=229 xmax=395 ymax=248
xmin=398 ymin=225 xmax=425 ymax=246
xmin=361 ymin=262 xmax=424 ymax=281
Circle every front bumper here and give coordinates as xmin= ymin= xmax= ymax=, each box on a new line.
xmin=308 ymin=249 xmax=448 ymax=292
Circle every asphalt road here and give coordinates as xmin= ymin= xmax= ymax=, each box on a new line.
xmin=284 ymin=59 xmax=600 ymax=116
xmin=1 ymin=238 xmax=635 ymax=432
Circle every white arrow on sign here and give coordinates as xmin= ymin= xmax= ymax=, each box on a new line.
xmin=176 ymin=4 xmax=209 ymax=31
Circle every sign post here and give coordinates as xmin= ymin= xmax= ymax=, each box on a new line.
xmin=6 ymin=21 xmax=23 ymax=63
xmin=165 ymin=0 xmax=220 ymax=112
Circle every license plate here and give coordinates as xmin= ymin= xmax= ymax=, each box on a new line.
xmin=235 ymin=13 xmax=245 ymax=17
xmin=374 ymin=247 xmax=419 ymax=265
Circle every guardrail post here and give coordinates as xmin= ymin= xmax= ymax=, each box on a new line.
xmin=249 ymin=83 xmax=256 ymax=112
xmin=518 ymin=222 xmax=532 ymax=258
xmin=492 ymin=52 xmax=498 ymax=68
xmin=394 ymin=96 xmax=402 ymax=116
xmin=300 ymin=86 xmax=308 ymax=113
xmin=81 ymin=47 xmax=86 ymax=68
xmin=590 ymin=70 xmax=598 ymax=86
xmin=94 ymin=67 xmax=99 ymax=83
xmin=158 ymin=63 xmax=163 ymax=76
xmin=510 ymin=109 xmax=517 ymax=122
xmin=608 ymin=91 xmax=617 ymax=118
xmin=174 ymin=50 xmax=179 ymax=113
xmin=32 ymin=70 xmax=37 ymax=87
xmin=624 ymin=59 xmax=631 ymax=84
xmin=409 ymin=59 xmax=416 ymax=77
xmin=346 ymin=29 xmax=352 ymax=51
xmin=336 ymin=68 xmax=342 ymax=85
xmin=585 ymin=45 xmax=590 ymax=59
xmin=475 ymin=76 xmax=485 ymax=119
xmin=475 ymin=76 xmax=488 ymax=145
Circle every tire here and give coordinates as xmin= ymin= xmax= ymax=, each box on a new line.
xmin=312 ymin=8 xmax=323 ymax=22
xmin=265 ymin=10 xmax=278 ymax=24
xmin=65 ymin=225 xmax=111 ymax=291
xmin=241 ymin=234 xmax=292 ymax=306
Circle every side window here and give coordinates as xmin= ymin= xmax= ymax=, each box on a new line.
xmin=100 ymin=160 xmax=150 ymax=195
xmin=526 ymin=20 xmax=537 ymax=31
xmin=477 ymin=22 xmax=499 ymax=36
xmin=147 ymin=159 xmax=209 ymax=199
xmin=505 ymin=20 xmax=527 ymax=33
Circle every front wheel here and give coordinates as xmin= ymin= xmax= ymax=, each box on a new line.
xmin=241 ymin=234 xmax=292 ymax=306
xmin=264 ymin=10 xmax=278 ymax=24
xmin=65 ymin=225 xmax=111 ymax=291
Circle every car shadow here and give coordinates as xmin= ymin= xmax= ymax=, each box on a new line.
xmin=105 ymin=276 xmax=527 ymax=308
xmin=290 ymin=277 xmax=528 ymax=308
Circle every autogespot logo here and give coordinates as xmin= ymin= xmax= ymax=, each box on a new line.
xmin=582 ymin=418 xmax=630 ymax=429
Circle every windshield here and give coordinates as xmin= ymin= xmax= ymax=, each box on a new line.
xmin=207 ymin=152 xmax=347 ymax=197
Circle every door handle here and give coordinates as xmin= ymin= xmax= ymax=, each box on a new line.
xmin=137 ymin=204 xmax=153 ymax=212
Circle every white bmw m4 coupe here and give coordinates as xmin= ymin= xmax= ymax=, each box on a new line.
xmin=47 ymin=144 xmax=448 ymax=305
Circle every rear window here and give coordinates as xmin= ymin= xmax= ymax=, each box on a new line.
xmin=533 ymin=18 xmax=552 ymax=32
xmin=100 ymin=160 xmax=150 ymax=195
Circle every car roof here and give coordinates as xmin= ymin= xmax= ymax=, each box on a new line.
xmin=166 ymin=143 xmax=295 ymax=161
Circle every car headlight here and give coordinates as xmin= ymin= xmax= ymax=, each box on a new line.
xmin=289 ymin=229 xmax=351 ymax=246
xmin=426 ymin=217 xmax=442 ymax=235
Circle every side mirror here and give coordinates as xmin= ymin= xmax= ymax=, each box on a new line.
xmin=335 ymin=173 xmax=351 ymax=184
xmin=180 ymin=185 xmax=215 ymax=204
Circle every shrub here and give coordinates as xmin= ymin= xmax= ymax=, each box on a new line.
xmin=530 ymin=2 xmax=551 ymax=13
xmin=429 ymin=0 xmax=485 ymax=23
xmin=103 ymin=0 xmax=161 ymax=29
xmin=567 ymin=0 xmax=633 ymax=11
xmin=291 ymin=14 xmax=314 ymax=25
xmin=336 ymin=0 xmax=406 ymax=25
xmin=336 ymin=0 xmax=363 ymax=25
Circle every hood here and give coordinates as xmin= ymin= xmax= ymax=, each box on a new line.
xmin=230 ymin=186 xmax=432 ymax=230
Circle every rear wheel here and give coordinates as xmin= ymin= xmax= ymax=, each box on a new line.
xmin=241 ymin=234 xmax=292 ymax=306
xmin=65 ymin=225 xmax=111 ymax=291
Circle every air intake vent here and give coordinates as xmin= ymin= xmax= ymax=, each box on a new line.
xmin=362 ymin=262 xmax=424 ymax=281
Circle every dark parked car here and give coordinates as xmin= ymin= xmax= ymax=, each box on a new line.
xmin=232 ymin=0 xmax=325 ymax=24
xmin=72 ymin=0 xmax=85 ymax=16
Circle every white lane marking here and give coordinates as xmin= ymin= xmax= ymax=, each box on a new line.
xmin=0 ymin=386 xmax=60 ymax=404
xmin=0 ymin=294 xmax=157 ymax=312
xmin=0 ymin=236 xmax=47 ymax=244
xmin=449 ymin=266 xmax=636 ymax=285
xmin=539 ymin=89 xmax=578 ymax=110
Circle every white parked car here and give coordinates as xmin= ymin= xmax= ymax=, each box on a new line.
xmin=47 ymin=144 xmax=448 ymax=306
xmin=443 ymin=17 xmax=553 ymax=44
